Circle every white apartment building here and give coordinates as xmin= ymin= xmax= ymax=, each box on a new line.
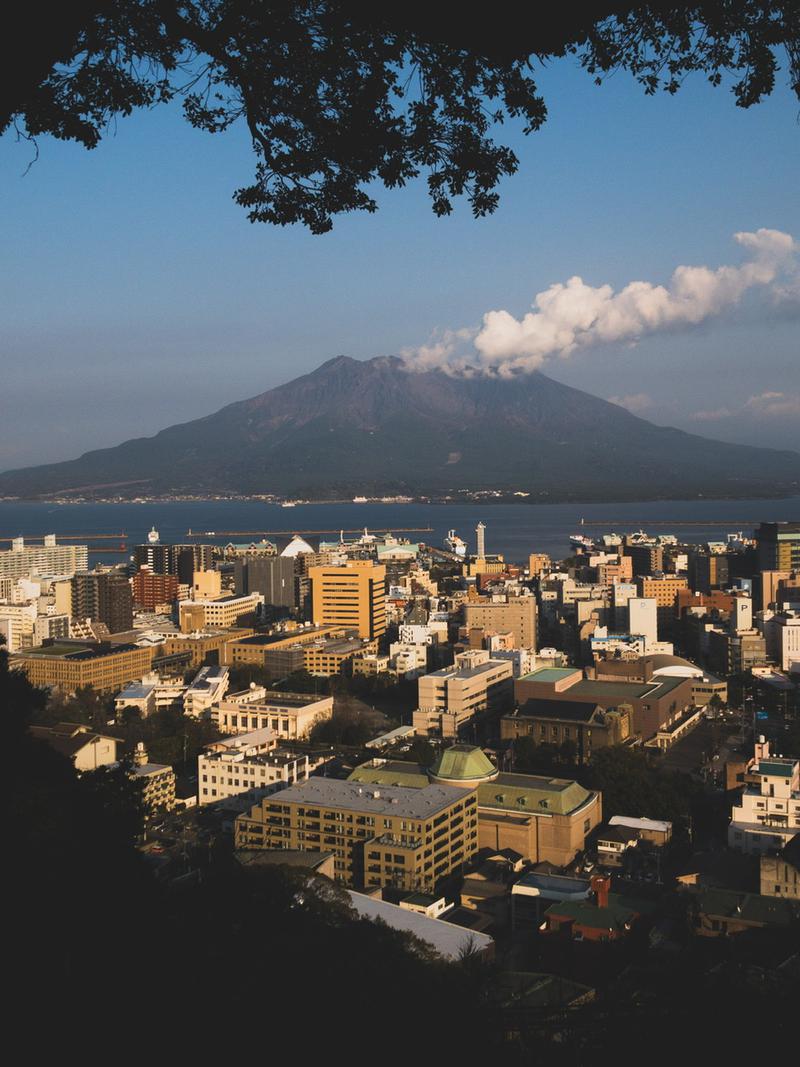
xmin=213 ymin=691 xmax=333 ymax=739
xmin=183 ymin=665 xmax=229 ymax=717
xmin=198 ymin=727 xmax=309 ymax=809
xmin=0 ymin=601 xmax=38 ymax=651
xmin=728 ymin=739 xmax=800 ymax=854
xmin=0 ymin=536 xmax=89 ymax=580
xmin=627 ymin=597 xmax=658 ymax=648
xmin=389 ymin=641 xmax=429 ymax=679
xmin=114 ymin=672 xmax=189 ymax=718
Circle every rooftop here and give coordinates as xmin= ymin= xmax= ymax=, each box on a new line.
xmin=265 ymin=777 xmax=472 ymax=819
xmin=348 ymin=892 xmax=493 ymax=961
xmin=519 ymin=667 xmax=581 ymax=684
xmin=479 ymin=773 xmax=595 ymax=817
xmin=756 ymin=758 xmax=798 ymax=777
xmin=429 ymin=744 xmax=498 ymax=782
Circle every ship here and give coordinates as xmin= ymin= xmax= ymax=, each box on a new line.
xmin=569 ymin=533 xmax=595 ymax=551
xmin=444 ymin=529 xmax=468 ymax=557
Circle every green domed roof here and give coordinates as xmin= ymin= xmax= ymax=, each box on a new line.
xmin=429 ymin=744 xmax=498 ymax=783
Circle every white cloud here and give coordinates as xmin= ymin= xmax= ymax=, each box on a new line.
xmin=607 ymin=393 xmax=653 ymax=414
xmin=689 ymin=391 xmax=800 ymax=422
xmin=403 ymin=229 xmax=798 ymax=376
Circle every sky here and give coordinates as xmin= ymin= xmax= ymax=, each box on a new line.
xmin=1 ymin=53 xmax=799 ymax=470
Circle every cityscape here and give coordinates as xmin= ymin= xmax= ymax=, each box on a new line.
xmin=3 ymin=516 xmax=800 ymax=1054
xmin=3 ymin=3 xmax=800 ymax=1061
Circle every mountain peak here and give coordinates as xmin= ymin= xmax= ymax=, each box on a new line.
xmin=1 ymin=355 xmax=798 ymax=500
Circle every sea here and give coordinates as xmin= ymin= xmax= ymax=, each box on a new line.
xmin=2 ymin=496 xmax=800 ymax=567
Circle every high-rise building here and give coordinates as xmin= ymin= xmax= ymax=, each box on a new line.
xmin=626 ymin=597 xmax=658 ymax=648
xmin=756 ymin=523 xmax=800 ymax=573
xmin=131 ymin=566 xmax=179 ymax=610
xmin=309 ymin=560 xmax=386 ymax=640
xmin=0 ymin=536 xmax=88 ymax=580
xmin=235 ymin=555 xmax=297 ymax=611
xmin=133 ymin=542 xmax=213 ymax=584
xmin=71 ymin=572 xmax=133 ymax=633
xmin=688 ymin=550 xmax=729 ymax=594
xmin=463 ymin=595 xmax=537 ymax=650
xmin=475 ymin=522 xmax=486 ymax=559
xmin=625 ymin=544 xmax=663 ymax=577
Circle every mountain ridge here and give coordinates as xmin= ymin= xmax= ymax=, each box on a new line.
xmin=2 ymin=355 xmax=799 ymax=501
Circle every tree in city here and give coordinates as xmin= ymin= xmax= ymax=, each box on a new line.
xmin=3 ymin=2 xmax=799 ymax=232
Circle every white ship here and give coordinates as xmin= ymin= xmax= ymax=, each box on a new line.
xmin=444 ymin=529 xmax=468 ymax=557
xmin=626 ymin=530 xmax=656 ymax=546
xmin=601 ymin=532 xmax=622 ymax=547
xmin=569 ymin=533 xmax=595 ymax=551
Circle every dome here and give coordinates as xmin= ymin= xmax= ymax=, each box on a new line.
xmin=281 ymin=535 xmax=314 ymax=557
xmin=428 ymin=744 xmax=498 ymax=786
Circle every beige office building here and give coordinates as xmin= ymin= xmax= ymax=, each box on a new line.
xmin=13 ymin=641 xmax=154 ymax=692
xmin=414 ymin=650 xmax=514 ymax=738
xmin=179 ymin=593 xmax=262 ymax=632
xmin=213 ymin=690 xmax=333 ymax=739
xmin=236 ymin=776 xmax=478 ymax=891
xmin=309 ymin=560 xmax=386 ymax=640
xmin=351 ymin=746 xmax=602 ymax=868
xmin=464 ymin=596 xmax=537 ymax=650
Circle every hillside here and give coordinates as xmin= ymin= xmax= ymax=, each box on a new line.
xmin=2 ymin=355 xmax=798 ymax=500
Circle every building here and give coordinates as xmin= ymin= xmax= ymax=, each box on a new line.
xmin=303 ymin=634 xmax=378 ymax=676
xmin=509 ymin=665 xmax=693 ymax=744
xmin=414 ymin=650 xmax=514 ymax=738
xmin=183 ymin=665 xmax=229 ymax=717
xmin=0 ymin=600 xmax=38 ymax=651
xmin=198 ymin=727 xmax=309 ymax=809
xmin=636 ymin=575 xmax=688 ymax=635
xmin=235 ymin=776 xmax=478 ymax=891
xmin=114 ymin=672 xmax=188 ymax=718
xmin=501 ymin=698 xmax=632 ymax=763
xmin=728 ymin=740 xmax=800 ymax=854
xmin=625 ymin=544 xmax=663 ymax=577
xmin=222 ymin=625 xmax=343 ymax=673
xmin=191 ymin=569 xmax=223 ymax=600
xmin=348 ymin=892 xmax=494 ymax=961
xmin=235 ymin=555 xmax=297 ymax=612
xmin=542 ymin=875 xmax=649 ymax=941
xmin=707 ymin=627 xmax=767 ymax=676
xmin=133 ymin=537 xmax=213 ymax=584
xmin=0 ymin=535 xmax=88 ymax=580
xmin=159 ymin=628 xmax=255 ymax=668
xmin=30 ymin=722 xmax=119 ymax=771
xmin=131 ymin=742 xmax=176 ymax=815
xmin=690 ymin=887 xmax=799 ymax=936
xmin=463 ymin=595 xmax=537 ymax=650
xmin=12 ymin=640 xmax=154 ymax=692
xmin=131 ymin=567 xmax=179 ymax=611
xmin=71 ymin=571 xmax=134 ymax=633
xmin=178 ymin=592 xmax=263 ymax=632
xmin=760 ymin=834 xmax=800 ymax=899
xmin=626 ymin=597 xmax=658 ymax=647
xmin=689 ymin=550 xmax=729 ymax=594
xmin=213 ymin=690 xmax=333 ymax=739
xmin=756 ymin=522 xmax=800 ymax=573
xmin=309 ymin=560 xmax=386 ymax=640
xmin=351 ymin=745 xmax=602 ymax=867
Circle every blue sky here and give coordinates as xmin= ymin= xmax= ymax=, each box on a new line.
xmin=1 ymin=55 xmax=798 ymax=469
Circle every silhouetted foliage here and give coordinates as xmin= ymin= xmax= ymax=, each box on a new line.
xmin=4 ymin=3 xmax=798 ymax=231
xmin=585 ymin=744 xmax=702 ymax=823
